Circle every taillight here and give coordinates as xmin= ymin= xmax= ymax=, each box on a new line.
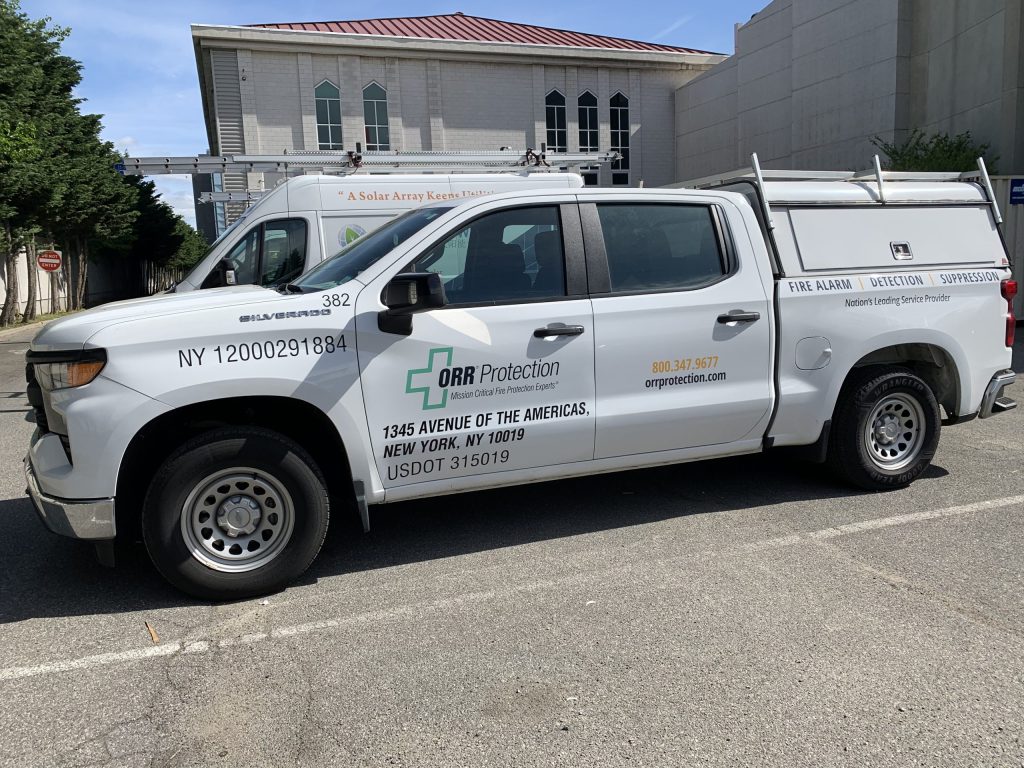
xmin=1001 ymin=279 xmax=1017 ymax=347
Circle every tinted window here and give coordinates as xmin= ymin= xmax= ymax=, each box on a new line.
xmin=260 ymin=219 xmax=307 ymax=287
xmin=597 ymin=204 xmax=726 ymax=292
xmin=293 ymin=206 xmax=453 ymax=291
xmin=409 ymin=206 xmax=565 ymax=304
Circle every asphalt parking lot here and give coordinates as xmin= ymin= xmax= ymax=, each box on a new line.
xmin=1 ymin=321 xmax=1023 ymax=767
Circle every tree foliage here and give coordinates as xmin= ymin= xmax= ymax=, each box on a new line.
xmin=871 ymin=129 xmax=998 ymax=173
xmin=0 ymin=0 xmax=203 ymax=325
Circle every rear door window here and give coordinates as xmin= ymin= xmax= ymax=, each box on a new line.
xmin=597 ymin=204 xmax=727 ymax=293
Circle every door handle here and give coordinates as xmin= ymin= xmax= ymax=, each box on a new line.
xmin=533 ymin=324 xmax=585 ymax=338
xmin=717 ymin=310 xmax=761 ymax=324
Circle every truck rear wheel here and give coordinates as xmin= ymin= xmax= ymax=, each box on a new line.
xmin=828 ymin=368 xmax=940 ymax=490
xmin=142 ymin=427 xmax=329 ymax=600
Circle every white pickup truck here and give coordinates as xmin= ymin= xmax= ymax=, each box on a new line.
xmin=23 ymin=161 xmax=1018 ymax=598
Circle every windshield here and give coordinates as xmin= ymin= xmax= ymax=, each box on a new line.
xmin=292 ymin=206 xmax=454 ymax=291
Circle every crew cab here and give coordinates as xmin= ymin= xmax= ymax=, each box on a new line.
xmin=24 ymin=163 xmax=1017 ymax=598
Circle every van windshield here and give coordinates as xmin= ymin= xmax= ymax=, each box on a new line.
xmin=291 ymin=206 xmax=454 ymax=291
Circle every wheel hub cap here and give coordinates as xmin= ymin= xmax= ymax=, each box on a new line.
xmin=217 ymin=496 xmax=261 ymax=537
xmin=180 ymin=468 xmax=295 ymax=573
xmin=863 ymin=393 xmax=926 ymax=472
xmin=875 ymin=415 xmax=901 ymax=444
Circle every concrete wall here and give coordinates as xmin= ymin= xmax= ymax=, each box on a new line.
xmin=675 ymin=0 xmax=1024 ymax=180
xmin=908 ymin=0 xmax=1024 ymax=174
xmin=676 ymin=0 xmax=912 ymax=179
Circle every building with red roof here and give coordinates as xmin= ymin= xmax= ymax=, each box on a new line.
xmin=191 ymin=13 xmax=723 ymax=234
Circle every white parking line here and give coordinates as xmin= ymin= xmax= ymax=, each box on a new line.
xmin=2 ymin=493 xmax=1021 ymax=683
xmin=749 ymin=494 xmax=1024 ymax=551
xmin=0 ymin=643 xmax=183 ymax=681
xmin=0 ymin=584 xmax=510 ymax=683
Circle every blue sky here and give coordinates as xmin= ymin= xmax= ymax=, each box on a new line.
xmin=21 ymin=0 xmax=767 ymax=226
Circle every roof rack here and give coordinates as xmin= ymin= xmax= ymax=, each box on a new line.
xmin=683 ymin=153 xmax=1002 ymax=228
xmin=115 ymin=146 xmax=620 ymax=178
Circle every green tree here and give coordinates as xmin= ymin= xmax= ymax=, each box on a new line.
xmin=92 ymin=176 xmax=207 ymax=294
xmin=0 ymin=1 xmax=142 ymax=323
xmin=872 ymin=129 xmax=998 ymax=173
xmin=45 ymin=113 xmax=138 ymax=309
xmin=169 ymin=219 xmax=209 ymax=272
xmin=0 ymin=0 xmax=72 ymax=324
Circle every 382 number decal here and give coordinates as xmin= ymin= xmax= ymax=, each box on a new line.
xmin=322 ymin=293 xmax=351 ymax=308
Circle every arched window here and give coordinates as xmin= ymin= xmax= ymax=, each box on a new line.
xmin=545 ymin=90 xmax=566 ymax=153
xmin=609 ymin=92 xmax=630 ymax=185
xmin=315 ymin=80 xmax=342 ymax=150
xmin=362 ymin=82 xmax=390 ymax=151
xmin=577 ymin=91 xmax=599 ymax=185
xmin=578 ymin=91 xmax=598 ymax=152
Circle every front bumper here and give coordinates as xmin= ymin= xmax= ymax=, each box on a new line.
xmin=979 ymin=369 xmax=1017 ymax=419
xmin=24 ymin=458 xmax=116 ymax=540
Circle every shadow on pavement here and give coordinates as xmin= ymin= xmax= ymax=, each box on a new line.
xmin=0 ymin=451 xmax=936 ymax=622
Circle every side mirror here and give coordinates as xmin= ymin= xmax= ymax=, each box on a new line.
xmin=201 ymin=258 xmax=238 ymax=289
xmin=378 ymin=272 xmax=447 ymax=335
xmin=220 ymin=259 xmax=238 ymax=286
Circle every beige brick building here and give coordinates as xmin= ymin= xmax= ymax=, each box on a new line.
xmin=191 ymin=13 xmax=722 ymax=236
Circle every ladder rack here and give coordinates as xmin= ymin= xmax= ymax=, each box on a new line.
xmin=199 ymin=191 xmax=267 ymax=203
xmin=115 ymin=148 xmax=620 ymax=177
xmin=682 ymin=153 xmax=1002 ymax=227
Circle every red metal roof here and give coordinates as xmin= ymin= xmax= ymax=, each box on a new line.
xmin=246 ymin=13 xmax=714 ymax=55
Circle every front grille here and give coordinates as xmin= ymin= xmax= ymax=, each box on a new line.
xmin=24 ymin=362 xmax=49 ymax=432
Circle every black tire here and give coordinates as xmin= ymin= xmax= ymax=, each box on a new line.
xmin=142 ymin=427 xmax=329 ymax=600
xmin=827 ymin=368 xmax=940 ymax=490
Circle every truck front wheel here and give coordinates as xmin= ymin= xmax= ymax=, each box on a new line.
xmin=828 ymin=368 xmax=940 ymax=490
xmin=142 ymin=427 xmax=329 ymax=600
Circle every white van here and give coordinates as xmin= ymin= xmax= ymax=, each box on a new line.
xmin=174 ymin=173 xmax=584 ymax=292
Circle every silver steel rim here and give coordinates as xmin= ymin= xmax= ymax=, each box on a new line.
xmin=863 ymin=393 xmax=926 ymax=471
xmin=180 ymin=467 xmax=295 ymax=573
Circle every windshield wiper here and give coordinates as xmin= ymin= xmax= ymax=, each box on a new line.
xmin=279 ymin=283 xmax=308 ymax=294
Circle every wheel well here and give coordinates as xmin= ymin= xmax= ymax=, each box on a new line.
xmin=115 ymin=396 xmax=352 ymax=541
xmin=845 ymin=343 xmax=960 ymax=418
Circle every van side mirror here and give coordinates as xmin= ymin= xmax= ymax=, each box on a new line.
xmin=202 ymin=258 xmax=238 ymax=289
xmin=378 ymin=272 xmax=447 ymax=335
xmin=219 ymin=259 xmax=238 ymax=286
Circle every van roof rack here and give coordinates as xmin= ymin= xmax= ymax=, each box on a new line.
xmin=683 ymin=153 xmax=1002 ymax=229
xmin=115 ymin=146 xmax=620 ymax=177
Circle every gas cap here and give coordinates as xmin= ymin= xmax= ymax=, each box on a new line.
xmin=796 ymin=337 xmax=832 ymax=370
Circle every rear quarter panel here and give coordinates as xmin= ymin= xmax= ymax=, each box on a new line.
xmin=771 ymin=267 xmax=1012 ymax=446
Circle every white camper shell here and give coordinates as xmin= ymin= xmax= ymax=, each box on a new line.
xmin=176 ymin=173 xmax=584 ymax=292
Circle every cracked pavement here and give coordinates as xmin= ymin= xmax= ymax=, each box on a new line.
xmin=1 ymin=322 xmax=1023 ymax=766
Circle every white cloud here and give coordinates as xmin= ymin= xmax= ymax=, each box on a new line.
xmin=651 ymin=14 xmax=694 ymax=41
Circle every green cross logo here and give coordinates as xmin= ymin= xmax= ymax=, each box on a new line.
xmin=405 ymin=347 xmax=453 ymax=410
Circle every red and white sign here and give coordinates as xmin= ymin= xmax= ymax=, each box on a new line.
xmin=37 ymin=249 xmax=62 ymax=272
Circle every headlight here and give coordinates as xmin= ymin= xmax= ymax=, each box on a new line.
xmin=27 ymin=349 xmax=107 ymax=391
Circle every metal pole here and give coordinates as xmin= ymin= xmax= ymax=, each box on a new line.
xmin=872 ymin=154 xmax=886 ymax=203
xmin=977 ymin=156 xmax=1003 ymax=225
xmin=751 ymin=153 xmax=775 ymax=230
